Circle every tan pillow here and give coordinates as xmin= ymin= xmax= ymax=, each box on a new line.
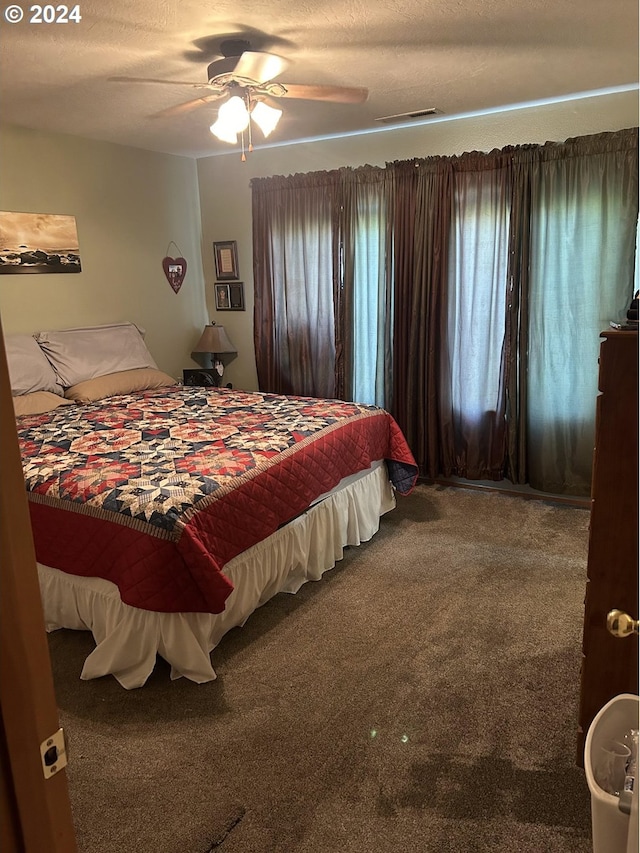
xmin=64 ymin=368 xmax=176 ymax=402
xmin=13 ymin=391 xmax=75 ymax=416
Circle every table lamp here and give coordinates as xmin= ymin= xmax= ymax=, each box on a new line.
xmin=192 ymin=323 xmax=237 ymax=386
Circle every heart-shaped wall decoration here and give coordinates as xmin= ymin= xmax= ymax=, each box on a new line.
xmin=162 ymin=256 xmax=187 ymax=293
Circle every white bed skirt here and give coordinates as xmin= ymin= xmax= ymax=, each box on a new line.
xmin=38 ymin=462 xmax=396 ymax=689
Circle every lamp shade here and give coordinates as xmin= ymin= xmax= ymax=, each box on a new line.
xmin=210 ymin=119 xmax=237 ymax=144
xmin=193 ymin=324 xmax=236 ymax=355
xmin=251 ymin=101 xmax=282 ymax=138
xmin=217 ymin=96 xmax=250 ymax=133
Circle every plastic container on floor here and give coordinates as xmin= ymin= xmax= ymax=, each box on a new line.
xmin=584 ymin=693 xmax=639 ymax=853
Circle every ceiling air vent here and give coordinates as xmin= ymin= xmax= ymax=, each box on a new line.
xmin=374 ymin=107 xmax=443 ymax=124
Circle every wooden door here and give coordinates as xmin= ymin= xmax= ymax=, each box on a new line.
xmin=577 ymin=330 xmax=639 ymax=765
xmin=0 ymin=317 xmax=77 ymax=851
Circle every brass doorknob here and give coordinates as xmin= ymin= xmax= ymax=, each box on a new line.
xmin=607 ymin=609 xmax=640 ymax=638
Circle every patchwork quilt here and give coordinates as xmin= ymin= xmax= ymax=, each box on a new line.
xmin=18 ymin=386 xmax=418 ymax=614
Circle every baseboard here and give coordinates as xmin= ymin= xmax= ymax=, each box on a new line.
xmin=418 ymin=476 xmax=591 ymax=510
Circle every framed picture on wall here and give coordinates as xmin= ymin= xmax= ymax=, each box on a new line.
xmin=213 ymin=240 xmax=239 ymax=280
xmin=215 ymin=282 xmax=245 ymax=311
xmin=0 ymin=211 xmax=82 ymax=275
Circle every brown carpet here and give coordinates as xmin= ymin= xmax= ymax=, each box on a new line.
xmin=49 ymin=484 xmax=593 ymax=853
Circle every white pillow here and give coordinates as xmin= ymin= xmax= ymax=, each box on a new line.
xmin=35 ymin=322 xmax=158 ymax=388
xmin=6 ymin=334 xmax=64 ymax=396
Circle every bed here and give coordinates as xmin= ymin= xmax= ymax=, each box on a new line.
xmin=9 ymin=323 xmax=418 ymax=688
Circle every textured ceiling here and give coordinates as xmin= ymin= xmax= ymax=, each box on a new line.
xmin=0 ymin=0 xmax=637 ymax=158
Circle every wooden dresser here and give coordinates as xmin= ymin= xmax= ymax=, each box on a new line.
xmin=577 ymin=330 xmax=639 ymax=764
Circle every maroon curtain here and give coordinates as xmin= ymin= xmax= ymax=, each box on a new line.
xmin=251 ymin=166 xmax=389 ymax=401
xmin=251 ymin=172 xmax=342 ymax=397
xmin=388 ymin=158 xmax=452 ymax=478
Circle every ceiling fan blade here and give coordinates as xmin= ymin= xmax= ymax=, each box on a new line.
xmin=109 ymin=76 xmax=215 ymax=90
xmin=276 ymin=84 xmax=368 ymax=103
xmin=151 ymin=93 xmax=226 ymax=119
xmin=232 ymin=51 xmax=289 ymax=85
xmin=252 ymin=94 xmax=284 ymax=112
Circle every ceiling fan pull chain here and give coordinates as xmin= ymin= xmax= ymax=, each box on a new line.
xmin=247 ymin=100 xmax=254 ymax=153
xmin=241 ymin=131 xmax=246 ymax=162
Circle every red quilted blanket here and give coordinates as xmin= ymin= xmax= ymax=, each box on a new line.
xmin=19 ymin=386 xmax=418 ymax=613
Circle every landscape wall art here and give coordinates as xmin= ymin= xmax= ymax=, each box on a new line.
xmin=0 ymin=211 xmax=82 ymax=274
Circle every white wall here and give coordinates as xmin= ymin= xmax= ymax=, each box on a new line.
xmin=0 ymin=124 xmax=208 ymax=380
xmin=197 ymin=90 xmax=639 ymax=391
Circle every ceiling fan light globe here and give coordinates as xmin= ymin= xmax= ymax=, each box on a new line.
xmin=218 ymin=95 xmax=250 ymax=133
xmin=251 ymin=101 xmax=282 ymax=138
xmin=210 ymin=119 xmax=237 ymax=145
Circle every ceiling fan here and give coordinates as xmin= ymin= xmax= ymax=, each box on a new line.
xmin=111 ymin=39 xmax=369 ymax=152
